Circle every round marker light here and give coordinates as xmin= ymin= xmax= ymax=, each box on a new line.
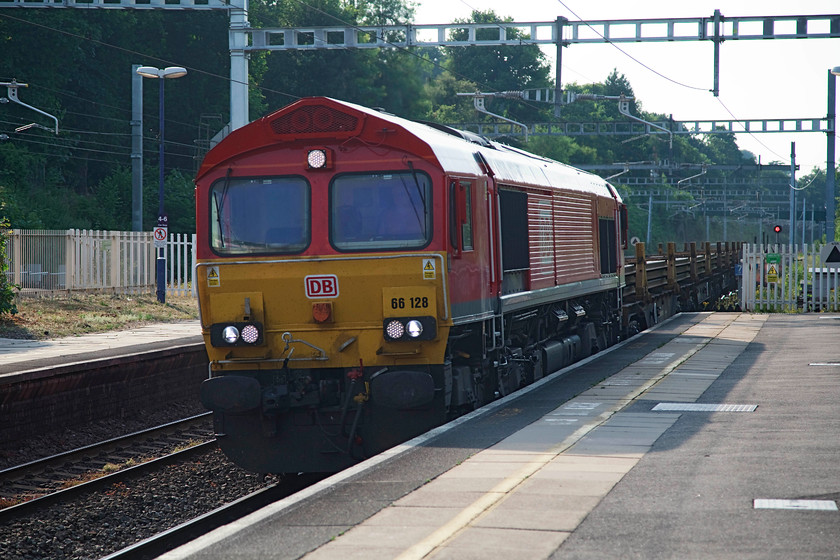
xmin=241 ymin=324 xmax=260 ymax=344
xmin=222 ymin=325 xmax=240 ymax=344
xmin=307 ymin=149 xmax=327 ymax=169
xmin=406 ymin=320 xmax=424 ymax=338
xmin=385 ymin=319 xmax=405 ymax=340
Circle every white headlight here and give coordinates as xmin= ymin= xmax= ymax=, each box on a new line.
xmin=406 ymin=320 xmax=424 ymax=338
xmin=222 ymin=326 xmax=240 ymax=344
xmin=385 ymin=319 xmax=405 ymax=339
xmin=307 ymin=149 xmax=327 ymax=169
xmin=241 ymin=324 xmax=260 ymax=344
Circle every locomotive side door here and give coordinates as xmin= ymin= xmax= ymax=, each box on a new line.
xmin=448 ymin=176 xmax=496 ymax=318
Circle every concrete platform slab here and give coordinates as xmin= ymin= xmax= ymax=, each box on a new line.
xmin=431 ymin=527 xmax=570 ymax=560
xmin=474 ymin=494 xmax=602 ymax=532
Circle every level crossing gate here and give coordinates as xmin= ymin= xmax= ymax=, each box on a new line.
xmin=741 ymin=243 xmax=840 ymax=312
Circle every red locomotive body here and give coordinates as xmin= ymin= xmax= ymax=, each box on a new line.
xmin=195 ymin=98 xmax=626 ymax=474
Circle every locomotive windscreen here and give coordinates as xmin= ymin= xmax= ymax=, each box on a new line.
xmin=330 ymin=171 xmax=431 ymax=251
xmin=209 ymin=176 xmax=310 ymax=254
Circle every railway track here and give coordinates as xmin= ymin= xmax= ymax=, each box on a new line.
xmin=0 ymin=408 xmax=330 ymax=559
xmin=0 ymin=412 xmax=215 ymax=520
xmin=101 ymin=473 xmax=327 ymax=560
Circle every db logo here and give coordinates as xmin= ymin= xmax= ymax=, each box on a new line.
xmin=305 ymin=275 xmax=339 ymax=298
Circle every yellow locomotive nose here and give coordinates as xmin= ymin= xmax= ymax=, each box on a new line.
xmin=198 ymin=253 xmax=449 ymax=372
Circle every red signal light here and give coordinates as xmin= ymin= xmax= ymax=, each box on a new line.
xmin=774 ymin=225 xmax=782 ymax=233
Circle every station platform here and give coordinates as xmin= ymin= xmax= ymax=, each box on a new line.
xmin=0 ymin=320 xmax=206 ymax=444
xmin=0 ymin=320 xmax=202 ymax=375
xmin=163 ymin=312 xmax=840 ymax=560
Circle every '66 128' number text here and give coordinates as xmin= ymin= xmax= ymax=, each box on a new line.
xmin=390 ymin=296 xmax=429 ymax=310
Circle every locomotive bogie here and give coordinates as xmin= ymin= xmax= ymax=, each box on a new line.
xmin=205 ymin=373 xmax=448 ymax=474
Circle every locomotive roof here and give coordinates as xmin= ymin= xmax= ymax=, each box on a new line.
xmin=196 ymin=97 xmax=620 ymax=202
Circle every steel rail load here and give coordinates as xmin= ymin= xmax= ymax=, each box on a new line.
xmin=194 ymin=97 xmax=628 ymax=474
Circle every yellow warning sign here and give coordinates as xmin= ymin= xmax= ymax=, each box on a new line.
xmin=422 ymin=258 xmax=436 ymax=280
xmin=766 ymin=264 xmax=778 ymax=283
xmin=207 ymin=266 xmax=220 ymax=287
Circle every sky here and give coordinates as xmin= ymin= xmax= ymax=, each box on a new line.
xmin=413 ymin=0 xmax=840 ymax=173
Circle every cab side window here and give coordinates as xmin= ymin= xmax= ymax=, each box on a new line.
xmin=450 ymin=180 xmax=474 ymax=253
xmin=461 ymin=182 xmax=473 ymax=251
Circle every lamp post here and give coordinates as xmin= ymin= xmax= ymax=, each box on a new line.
xmin=827 ymin=66 xmax=840 ymax=243
xmin=136 ymin=65 xmax=187 ymax=303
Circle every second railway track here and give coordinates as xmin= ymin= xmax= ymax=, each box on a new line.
xmin=0 ymin=413 xmax=216 ymax=519
xmin=0 ymin=412 xmax=299 ymax=560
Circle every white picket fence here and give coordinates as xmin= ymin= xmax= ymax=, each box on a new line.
xmin=740 ymin=243 xmax=840 ymax=312
xmin=2 ymin=229 xmax=196 ymax=297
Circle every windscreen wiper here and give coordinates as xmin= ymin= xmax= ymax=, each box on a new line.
xmin=214 ymin=168 xmax=233 ymax=247
xmin=404 ymin=160 xmax=426 ymax=229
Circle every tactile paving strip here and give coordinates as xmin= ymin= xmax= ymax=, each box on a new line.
xmin=652 ymin=403 xmax=758 ymax=412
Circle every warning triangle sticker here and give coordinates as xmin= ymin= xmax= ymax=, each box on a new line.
xmin=424 ymin=261 xmax=434 ymax=270
xmin=826 ymin=246 xmax=840 ymax=263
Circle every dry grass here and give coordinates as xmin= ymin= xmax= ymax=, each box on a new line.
xmin=0 ymin=293 xmax=199 ymax=340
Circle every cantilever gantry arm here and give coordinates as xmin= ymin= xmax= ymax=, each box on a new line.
xmin=616 ymin=95 xmax=671 ymax=148
xmin=457 ymin=92 xmax=529 ymax=141
xmin=2 ymin=80 xmax=59 ymax=135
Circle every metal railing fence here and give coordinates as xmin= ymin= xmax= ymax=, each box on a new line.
xmin=741 ymin=243 xmax=840 ymax=312
xmin=2 ymin=229 xmax=196 ymax=297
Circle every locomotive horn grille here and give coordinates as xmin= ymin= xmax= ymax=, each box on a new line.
xmin=270 ymin=105 xmax=359 ymax=135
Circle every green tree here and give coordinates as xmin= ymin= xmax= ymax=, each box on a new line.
xmin=442 ymin=10 xmax=553 ymax=124
xmin=252 ymin=0 xmax=429 ymax=116
xmin=423 ymin=71 xmax=479 ymax=123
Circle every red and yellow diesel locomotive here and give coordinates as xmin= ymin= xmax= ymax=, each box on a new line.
xmin=195 ymin=97 xmax=627 ymax=474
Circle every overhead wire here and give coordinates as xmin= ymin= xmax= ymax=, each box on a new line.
xmin=3 ymin=134 xmax=197 ymax=174
xmin=287 ymin=0 xmax=552 ymax=116
xmin=714 ymin=97 xmax=790 ymax=163
xmin=554 ymin=0 xmax=708 ymax=92
xmin=553 ymin=0 xmax=801 ymax=167
xmin=0 ymin=107 xmax=195 ymax=158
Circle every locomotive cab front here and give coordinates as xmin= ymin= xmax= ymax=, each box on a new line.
xmin=195 ymin=100 xmax=456 ymax=474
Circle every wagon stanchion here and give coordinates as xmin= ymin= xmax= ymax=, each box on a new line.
xmin=666 ymin=242 xmax=678 ymax=292
xmin=635 ymin=242 xmax=649 ymax=302
xmin=689 ymin=242 xmax=698 ymax=283
xmin=704 ymin=242 xmax=712 ymax=277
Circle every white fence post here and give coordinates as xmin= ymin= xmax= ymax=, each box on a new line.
xmin=111 ymin=230 xmax=121 ymax=291
xmin=12 ymin=229 xmax=21 ymax=287
xmin=164 ymin=232 xmax=195 ymax=298
xmin=191 ymin=233 xmax=197 ymax=297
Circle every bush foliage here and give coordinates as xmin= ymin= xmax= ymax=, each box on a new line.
xmin=0 ymin=219 xmax=19 ymax=317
